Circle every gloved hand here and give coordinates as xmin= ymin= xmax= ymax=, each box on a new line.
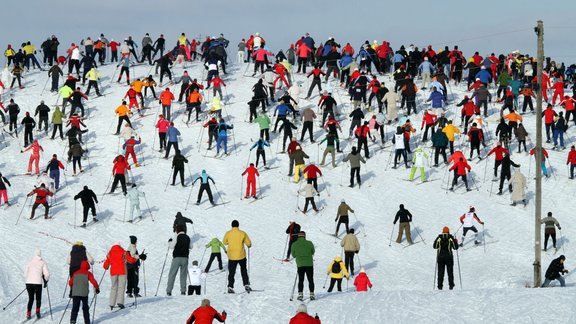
xmin=315 ymin=314 xmax=320 ymax=320
xmin=168 ymin=238 xmax=173 ymax=242
xmin=222 ymin=310 xmax=227 ymax=317
xmin=453 ymin=239 xmax=459 ymax=245
xmin=139 ymin=253 xmax=147 ymax=261
xmin=95 ymin=288 xmax=100 ymax=294
xmin=43 ymin=279 xmax=48 ymax=288
xmin=69 ymin=291 xmax=72 ymax=298
xmin=558 ymin=227 xmax=562 ymax=230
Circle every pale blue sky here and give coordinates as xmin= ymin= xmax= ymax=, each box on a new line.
xmin=3 ymin=0 xmax=575 ymax=62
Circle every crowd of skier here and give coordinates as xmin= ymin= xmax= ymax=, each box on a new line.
xmin=0 ymin=30 xmax=574 ymax=323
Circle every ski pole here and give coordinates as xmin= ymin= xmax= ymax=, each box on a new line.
xmin=388 ymin=223 xmax=396 ymax=247
xmin=58 ymin=298 xmax=72 ymax=324
xmin=185 ymin=183 xmax=195 ymax=210
xmin=122 ymin=197 xmax=127 ymax=223
xmin=90 ymin=269 xmax=107 ymax=309
xmin=62 ymin=274 xmax=70 ymax=298
xmin=92 ymin=289 xmax=98 ymax=323
xmin=143 ymin=195 xmax=155 ymax=221
xmin=240 ymin=174 xmax=244 ymax=200
xmin=456 ymin=248 xmax=462 ymax=289
xmin=154 ymin=246 xmax=170 ymax=296
xmin=320 ymin=176 xmax=330 ymax=197
xmin=414 ymin=225 xmax=426 ymax=243
xmin=15 ymin=196 xmax=30 ymax=225
xmin=212 ymin=182 xmax=225 ymax=204
xmin=164 ymin=169 xmax=173 ymax=192
xmin=46 ymin=283 xmax=54 ymax=320
xmin=351 ymin=211 xmax=366 ymax=237
xmin=560 ymin=228 xmax=566 ymax=254
xmin=199 ymin=247 xmax=208 ymax=266
xmin=73 ymin=200 xmax=77 ymax=229
xmin=142 ymin=260 xmax=147 ymax=297
xmin=289 ymin=272 xmax=298 ymax=301
xmin=1 ymin=287 xmax=26 ymax=310
xmin=322 ymin=273 xmax=329 ymax=289
xmin=356 ymin=253 xmax=362 ymax=269
xmin=482 ymin=224 xmax=486 ymax=253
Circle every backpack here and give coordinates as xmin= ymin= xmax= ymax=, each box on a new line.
xmin=331 ymin=261 xmax=341 ymax=273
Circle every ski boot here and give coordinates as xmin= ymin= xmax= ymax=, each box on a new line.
xmin=227 ymin=287 xmax=235 ymax=294
xmin=244 ymin=285 xmax=252 ymax=293
xmin=297 ymin=292 xmax=304 ymax=301
xmin=309 ymin=292 xmax=316 ymax=301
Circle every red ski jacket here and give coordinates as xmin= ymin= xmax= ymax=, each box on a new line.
xmin=103 ymin=245 xmax=137 ymax=276
xmin=449 ymin=160 xmax=471 ymax=176
xmin=353 ymin=272 xmax=373 ymax=292
xmin=186 ymin=305 xmax=226 ymax=324
xmin=487 ymin=146 xmax=508 ymax=161
xmin=303 ymin=164 xmax=322 ymax=178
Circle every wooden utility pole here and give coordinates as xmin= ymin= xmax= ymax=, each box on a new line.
xmin=534 ymin=20 xmax=544 ymax=288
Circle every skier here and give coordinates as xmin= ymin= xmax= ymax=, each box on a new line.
xmin=393 ymin=204 xmax=414 ymax=244
xmin=122 ymin=136 xmax=142 ymax=167
xmin=125 ymin=184 xmax=145 ymax=222
xmin=420 ymin=109 xmax=438 ymax=142
xmin=126 ymin=236 xmax=146 ymax=298
xmin=193 ymin=170 xmax=216 ymax=205
xmin=432 ymin=127 xmax=449 ymax=166
xmin=335 ymin=199 xmax=354 ymax=236
xmin=164 ymin=122 xmax=180 ymax=159
xmin=340 ymin=229 xmax=360 ymax=276
xmin=540 ymin=212 xmax=562 ymax=251
xmin=186 ymin=88 xmax=203 ymax=123
xmin=173 ymin=212 xmax=193 ymax=233
xmin=242 ymin=163 xmax=259 ymax=198
xmin=289 ymin=304 xmax=321 ymax=324
xmin=291 ymin=231 xmax=316 ymax=301
xmin=497 ymin=152 xmax=520 ymax=195
xmin=24 ymin=248 xmax=49 ymax=320
xmin=67 ymin=242 xmax=95 ymax=277
xmin=326 ymin=256 xmax=348 ymax=292
xmin=541 ymin=255 xmax=569 ymax=287
xmin=303 ymin=163 xmax=322 ymax=191
xmin=7 ymin=100 xmax=20 ymax=135
xmin=250 ymin=138 xmax=270 ymax=167
xmin=73 ymin=186 xmax=99 ymax=227
xmin=305 ymin=65 xmax=326 ymax=99
xmin=459 ymin=207 xmax=484 ymax=246
xmin=342 ymin=147 xmax=366 ymax=187
xmin=45 ymin=154 xmax=65 ymax=190
xmin=110 ymin=155 xmax=130 ymax=195
xmin=205 ymin=237 xmax=227 ymax=272
xmin=529 ymin=147 xmax=550 ymax=178
xmin=467 ymin=123 xmax=484 ymax=160
xmin=203 ymin=117 xmax=219 ymax=150
xmin=223 ymin=220 xmax=252 ymax=293
xmin=353 ymin=268 xmax=372 ymax=292
xmin=50 ymin=106 xmax=65 ymax=140
xmin=27 ymin=184 xmax=53 ymax=219
xmin=114 ymin=101 xmax=133 ymax=135
xmin=34 ymin=101 xmax=50 ymax=133
xmin=279 ymin=119 xmax=298 ymax=152
xmin=21 ymin=112 xmax=36 ymax=147
xmin=568 ymin=146 xmax=576 ymax=179
xmin=185 ymin=299 xmax=227 ymax=324
xmin=319 ymin=133 xmax=339 ymax=168
xmin=392 ymin=127 xmax=408 ymax=169
xmin=0 ymin=173 xmax=11 ymax=206
xmin=449 ymin=157 xmax=472 ymax=191
xmin=354 ymin=121 xmax=371 ymax=159
xmin=510 ymin=169 xmax=527 ymax=206
xmin=171 ymin=149 xmax=188 ymax=186
xmin=116 ymin=55 xmax=131 ymax=85
xmin=284 ymin=221 xmax=301 ymax=261
xmin=103 ymin=244 xmax=137 ymax=309
xmin=188 ymin=260 xmax=206 ymax=295
xmin=486 ymin=142 xmax=509 ymax=178
xmin=433 ymin=226 xmax=459 ymax=290
xmin=442 ymin=121 xmax=460 ymax=155
xmin=292 ymin=145 xmax=309 ymax=183
xmin=69 ymin=260 xmax=99 ymax=324
xmin=155 ymin=115 xmax=170 ymax=152
xmin=299 ymin=182 xmax=319 ymax=213
xmin=409 ymin=148 xmax=428 ymax=181
xmin=215 ymin=119 xmax=234 ymax=155
xmin=159 ymin=88 xmax=175 ymax=120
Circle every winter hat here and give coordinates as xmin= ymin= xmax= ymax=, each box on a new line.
xmin=129 ymin=235 xmax=137 ymax=244
xmin=442 ymin=226 xmax=450 ymax=234
xmin=349 ymin=228 xmax=355 ymax=234
xmin=176 ymin=212 xmax=183 ymax=218
xmin=297 ymin=304 xmax=308 ymax=313
xmin=201 ymin=299 xmax=210 ymax=307
xmin=547 ymin=212 xmax=552 ymax=216
xmin=35 ymin=248 xmax=42 ymax=257
xmin=298 ymin=231 xmax=306 ymax=237
xmin=26 ymin=112 xmax=30 ymax=116
xmin=359 ymin=267 xmax=366 ymax=274
xmin=75 ymin=241 xmax=84 ymax=246
xmin=192 ymin=260 xmax=198 ymax=266
xmin=83 ymin=186 xmax=88 ymax=190
xmin=341 ymin=199 xmax=345 ymax=203
xmin=231 ymin=220 xmax=239 ymax=228
xmin=399 ymin=204 xmax=404 ymax=210
xmin=559 ymin=255 xmax=566 ymax=261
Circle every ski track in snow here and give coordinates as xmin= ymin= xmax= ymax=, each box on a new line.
xmin=0 ymin=58 xmax=575 ymax=323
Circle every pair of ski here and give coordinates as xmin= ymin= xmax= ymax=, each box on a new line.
xmin=200 ymin=201 xmax=230 ymax=210
xmin=296 ymin=206 xmax=325 ymax=214
xmin=68 ymin=218 xmax=99 ymax=228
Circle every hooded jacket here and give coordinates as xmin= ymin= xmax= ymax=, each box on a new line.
xmin=103 ymin=244 xmax=137 ymax=276
xmin=25 ymin=250 xmax=50 ymax=285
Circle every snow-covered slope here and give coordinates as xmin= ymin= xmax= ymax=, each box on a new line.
xmin=0 ymin=57 xmax=574 ymax=324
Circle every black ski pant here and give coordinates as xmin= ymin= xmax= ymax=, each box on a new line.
xmin=72 ymin=156 xmax=82 ymax=174
xmin=469 ymin=143 xmax=480 ymax=159
xmin=434 ymin=147 xmax=447 ymax=165
xmin=394 ymin=149 xmax=408 ymax=168
xmin=178 ymin=83 xmax=190 ymax=102
xmin=287 ymin=238 xmax=297 ymax=259
xmin=116 ymin=116 xmax=132 ymax=134
xmin=158 ymin=132 xmax=166 ymax=150
xmin=451 ymin=173 xmax=468 ymax=189
xmin=164 ymin=141 xmax=178 ymax=158
xmin=336 ymin=215 xmax=349 ymax=234
xmin=255 ymin=149 xmax=266 ymax=167
xmin=10 ymin=75 xmax=22 ymax=88
xmin=273 ymin=115 xmax=286 ymax=133
xmin=307 ymin=78 xmax=322 ymax=98
xmin=494 ymin=160 xmax=502 ymax=178
xmin=51 ymin=124 xmax=63 ymax=139
xmin=357 ymin=137 xmax=369 ymax=158
xmin=350 ymin=167 xmax=361 ymax=186
xmin=307 ymin=178 xmax=318 ymax=191
xmin=297 ymin=57 xmax=307 ymax=73
xmin=205 ymin=253 xmax=223 ymax=272
xmin=31 ymin=202 xmax=49 ymax=219
xmin=197 ymin=184 xmax=213 ymax=203
xmin=436 ymin=257 xmax=455 ymax=290
xmin=172 ymin=167 xmax=185 ymax=185
xmin=9 ymin=116 xmax=18 ymax=134
xmin=303 ymin=197 xmax=317 ymax=211
xmin=38 ymin=117 xmax=48 ymax=132
xmin=523 ymin=97 xmax=534 ymax=112
xmin=85 ymin=80 xmax=101 ymax=96
xmin=300 ymin=121 xmax=314 ymax=142
xmin=327 ymin=278 xmax=342 ymax=292
xmin=227 ymin=258 xmax=249 ymax=288
xmin=544 ymin=230 xmax=557 ymax=250
xmin=70 ymin=296 xmax=89 ymax=324
xmin=499 ymin=171 xmax=512 ymax=192
xmin=405 ymin=95 xmax=416 ymax=115
xmin=344 ymin=251 xmax=355 ymax=275
xmin=144 ymin=86 xmax=157 ymax=99
xmin=26 ymin=284 xmax=42 ymax=314
xmin=422 ymin=124 xmax=434 ymax=142
xmin=111 ymin=174 xmax=127 ymax=194
xmin=24 ymin=128 xmax=34 ymax=147
xmin=297 ymin=266 xmax=315 ymax=293
xmin=82 ymin=203 xmax=96 ymax=222
xmin=126 ymin=267 xmax=140 ymax=294
xmin=51 ymin=76 xmax=59 ymax=91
